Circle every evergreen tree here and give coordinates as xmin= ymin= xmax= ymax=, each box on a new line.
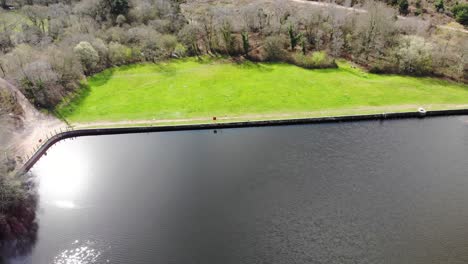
xmin=435 ymin=0 xmax=445 ymax=13
xmin=398 ymin=0 xmax=409 ymax=15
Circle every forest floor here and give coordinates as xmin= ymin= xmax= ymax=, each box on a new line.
xmin=58 ymin=58 xmax=468 ymax=128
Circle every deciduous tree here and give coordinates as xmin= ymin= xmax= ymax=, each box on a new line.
xmin=73 ymin=41 xmax=99 ymax=74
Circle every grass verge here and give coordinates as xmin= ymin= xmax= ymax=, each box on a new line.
xmin=57 ymin=58 xmax=468 ymax=126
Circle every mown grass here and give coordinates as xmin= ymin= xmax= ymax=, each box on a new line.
xmin=58 ymin=57 xmax=468 ymax=123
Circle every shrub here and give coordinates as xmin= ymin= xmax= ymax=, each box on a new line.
xmin=292 ymin=51 xmax=337 ymax=69
xmin=241 ymin=32 xmax=250 ymax=56
xmin=116 ymin=14 xmax=126 ymax=26
xmin=398 ymin=0 xmax=409 ymax=15
xmin=173 ymin=43 xmax=187 ymax=58
xmin=396 ymin=35 xmax=433 ymax=75
xmin=160 ymin=34 xmax=178 ymax=57
xmin=287 ymin=24 xmax=303 ymax=50
xmin=178 ymin=24 xmax=201 ymax=56
xmin=435 ymin=0 xmax=445 ymax=12
xmin=0 ymin=88 xmax=23 ymax=116
xmin=219 ymin=21 xmax=237 ymax=55
xmin=73 ymin=41 xmax=99 ymax=75
xmin=108 ymin=42 xmax=132 ymax=65
xmin=415 ymin=0 xmax=421 ymax=8
xmin=452 ymin=3 xmax=468 ymax=26
xmin=264 ymin=35 xmax=288 ymax=61
xmin=109 ymin=0 xmax=129 ymax=16
xmin=0 ymin=166 xmax=38 ymax=258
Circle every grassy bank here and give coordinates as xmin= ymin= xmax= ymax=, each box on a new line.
xmin=58 ymin=58 xmax=468 ymax=125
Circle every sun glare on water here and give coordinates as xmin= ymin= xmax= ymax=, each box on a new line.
xmin=32 ymin=141 xmax=91 ymax=210
xmin=53 ymin=240 xmax=108 ymax=264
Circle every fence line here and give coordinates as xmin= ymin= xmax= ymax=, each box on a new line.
xmin=1 ymin=124 xmax=74 ymax=171
xmin=5 ymin=108 xmax=468 ymax=175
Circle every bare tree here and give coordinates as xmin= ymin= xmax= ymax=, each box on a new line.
xmin=21 ymin=5 xmax=48 ymax=34
xmin=264 ymin=35 xmax=288 ymax=61
xmin=178 ymin=23 xmax=201 ymax=56
xmin=198 ymin=7 xmax=217 ymax=54
xmin=396 ymin=35 xmax=433 ymax=75
xmin=0 ymin=11 xmax=19 ymax=53
xmin=219 ymin=20 xmax=236 ymax=55
xmin=353 ymin=1 xmax=397 ymax=61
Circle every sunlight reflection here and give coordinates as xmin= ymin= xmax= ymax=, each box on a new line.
xmin=53 ymin=241 xmax=102 ymax=264
xmin=53 ymin=200 xmax=76 ymax=209
xmin=33 ymin=141 xmax=91 ymax=208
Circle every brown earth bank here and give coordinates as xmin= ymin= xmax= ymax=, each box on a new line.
xmin=0 ymin=78 xmax=64 ymax=172
xmin=0 ymin=78 xmax=62 ymax=259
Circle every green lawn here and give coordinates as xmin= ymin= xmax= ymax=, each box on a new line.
xmin=58 ymin=58 xmax=468 ymax=124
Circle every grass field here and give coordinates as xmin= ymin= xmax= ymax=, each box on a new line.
xmin=58 ymin=58 xmax=468 ymax=125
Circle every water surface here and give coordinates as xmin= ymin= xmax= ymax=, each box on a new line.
xmin=13 ymin=116 xmax=468 ymax=263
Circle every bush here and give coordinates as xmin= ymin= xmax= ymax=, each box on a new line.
xmin=160 ymin=34 xmax=178 ymax=57
xmin=73 ymin=41 xmax=99 ymax=75
xmin=263 ymin=35 xmax=288 ymax=61
xmin=109 ymin=0 xmax=129 ymax=16
xmin=0 ymin=89 xmax=23 ymax=116
xmin=398 ymin=0 xmax=409 ymax=15
xmin=292 ymin=51 xmax=337 ymax=69
xmin=108 ymin=42 xmax=132 ymax=65
xmin=173 ymin=43 xmax=187 ymax=58
xmin=0 ymin=168 xmax=38 ymax=258
xmin=435 ymin=0 xmax=444 ymax=12
xmin=396 ymin=35 xmax=433 ymax=75
xmin=452 ymin=3 xmax=468 ymax=26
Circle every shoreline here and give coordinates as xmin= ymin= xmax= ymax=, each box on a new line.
xmin=70 ymin=104 xmax=468 ymax=129
xmin=18 ymin=108 xmax=468 ymax=176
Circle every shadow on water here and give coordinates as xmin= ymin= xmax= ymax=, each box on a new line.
xmin=0 ymin=174 xmax=38 ymax=263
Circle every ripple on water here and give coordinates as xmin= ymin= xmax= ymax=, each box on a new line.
xmin=53 ymin=240 xmax=109 ymax=264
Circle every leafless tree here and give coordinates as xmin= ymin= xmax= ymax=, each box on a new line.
xmin=21 ymin=5 xmax=48 ymax=34
xmin=353 ymin=1 xmax=397 ymax=60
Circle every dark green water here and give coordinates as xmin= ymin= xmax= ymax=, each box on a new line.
xmin=11 ymin=116 xmax=468 ymax=263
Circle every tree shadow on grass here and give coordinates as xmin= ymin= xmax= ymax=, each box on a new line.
xmin=235 ymin=60 xmax=274 ymax=73
xmin=55 ymin=82 xmax=91 ymax=119
xmin=88 ymin=67 xmax=115 ymax=87
xmin=55 ymin=67 xmax=116 ymax=120
xmin=154 ymin=64 xmax=177 ymax=77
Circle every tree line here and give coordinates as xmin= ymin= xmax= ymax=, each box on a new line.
xmin=0 ymin=0 xmax=466 ymax=111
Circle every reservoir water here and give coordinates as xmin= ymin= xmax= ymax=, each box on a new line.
xmin=11 ymin=116 xmax=468 ymax=263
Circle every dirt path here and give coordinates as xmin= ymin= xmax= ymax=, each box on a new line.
xmin=0 ymin=78 xmax=65 ymax=162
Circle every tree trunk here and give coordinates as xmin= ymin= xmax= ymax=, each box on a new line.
xmin=0 ymin=62 xmax=5 ymax=78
